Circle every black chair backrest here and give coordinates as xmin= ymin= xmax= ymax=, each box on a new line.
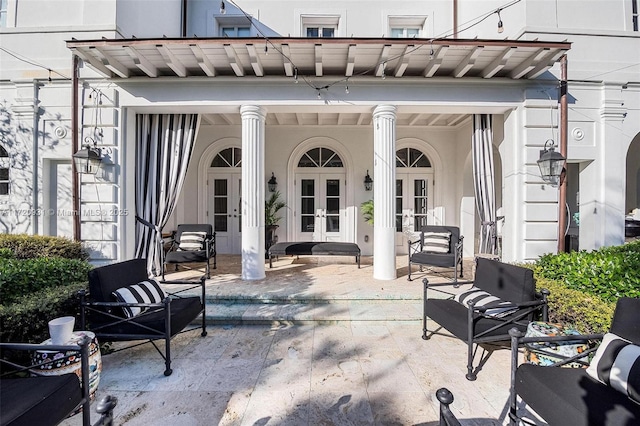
xmin=610 ymin=297 xmax=640 ymax=344
xmin=420 ymin=225 xmax=460 ymax=254
xmin=474 ymin=257 xmax=535 ymax=303
xmin=174 ymin=224 xmax=213 ymax=243
xmin=88 ymin=258 xmax=150 ymax=303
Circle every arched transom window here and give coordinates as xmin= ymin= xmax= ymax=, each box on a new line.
xmin=211 ymin=147 xmax=241 ymax=167
xmin=396 ymin=147 xmax=431 ymax=168
xmin=298 ymin=147 xmax=343 ymax=167
xmin=0 ymin=145 xmax=9 ymax=195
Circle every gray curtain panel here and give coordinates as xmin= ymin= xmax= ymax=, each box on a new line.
xmin=135 ymin=114 xmax=200 ymax=275
xmin=472 ymin=114 xmax=497 ymax=255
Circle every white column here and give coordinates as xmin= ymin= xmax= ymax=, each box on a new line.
xmin=373 ymin=105 xmax=397 ymax=280
xmin=240 ymin=105 xmax=266 ymax=280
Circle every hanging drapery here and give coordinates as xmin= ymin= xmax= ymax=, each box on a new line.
xmin=134 ymin=114 xmax=200 ymax=275
xmin=472 ymin=114 xmax=497 ymax=255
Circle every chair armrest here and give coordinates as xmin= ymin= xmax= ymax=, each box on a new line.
xmin=422 ymin=278 xmax=456 ymax=298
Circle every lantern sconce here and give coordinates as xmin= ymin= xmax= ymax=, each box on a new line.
xmin=73 ymin=137 xmax=103 ymax=175
xmin=364 ymin=170 xmax=373 ymax=191
xmin=537 ymin=139 xmax=566 ymax=187
xmin=268 ymin=172 xmax=278 ymax=192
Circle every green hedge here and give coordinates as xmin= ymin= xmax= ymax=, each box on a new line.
xmin=0 ymin=281 xmax=87 ymax=344
xmin=0 ymin=257 xmax=92 ymax=305
xmin=0 ymin=234 xmax=89 ymax=260
xmin=535 ymin=240 xmax=640 ymax=302
xmin=535 ymin=276 xmax=615 ymax=334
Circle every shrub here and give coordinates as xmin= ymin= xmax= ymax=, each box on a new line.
xmin=535 ymin=240 xmax=640 ymax=302
xmin=0 ymin=281 xmax=87 ymax=344
xmin=535 ymin=276 xmax=615 ymax=334
xmin=0 ymin=234 xmax=89 ymax=260
xmin=0 ymin=257 xmax=92 ymax=305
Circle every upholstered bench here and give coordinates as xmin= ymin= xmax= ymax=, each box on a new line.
xmin=268 ymin=242 xmax=361 ymax=268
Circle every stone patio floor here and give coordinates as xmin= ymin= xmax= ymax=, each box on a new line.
xmin=62 ymin=255 xmax=528 ymax=426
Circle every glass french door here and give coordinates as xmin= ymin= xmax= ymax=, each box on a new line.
xmin=296 ymin=173 xmax=345 ymax=242
xmin=396 ymin=172 xmax=434 ymax=252
xmin=208 ymin=172 xmax=241 ymax=254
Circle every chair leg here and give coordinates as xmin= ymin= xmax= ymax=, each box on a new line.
xmin=422 ymin=278 xmax=429 ymax=340
xmin=200 ymin=276 xmax=208 ymax=337
xmin=465 ymin=341 xmax=477 ymax=381
xmin=164 ymin=301 xmax=172 ymax=376
xmin=206 ymin=258 xmax=211 ymax=279
xmin=407 ymin=261 xmax=413 ymax=281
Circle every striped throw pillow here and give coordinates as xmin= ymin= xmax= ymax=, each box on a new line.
xmin=586 ymin=333 xmax=640 ymax=403
xmin=422 ymin=232 xmax=451 ymax=254
xmin=454 ymin=286 xmax=518 ymax=318
xmin=112 ymin=279 xmax=167 ymax=318
xmin=178 ymin=231 xmax=207 ymax=251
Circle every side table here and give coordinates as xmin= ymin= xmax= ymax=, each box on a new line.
xmin=523 ymin=321 xmax=589 ymax=368
xmin=32 ymin=331 xmax=102 ymax=405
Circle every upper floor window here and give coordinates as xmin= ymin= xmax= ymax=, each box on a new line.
xmin=302 ymin=15 xmax=339 ymax=38
xmin=222 ymin=26 xmax=251 ymax=37
xmin=391 ymin=27 xmax=420 ymax=38
xmin=388 ymin=16 xmax=426 ymax=38
xmin=216 ymin=15 xmax=253 ymax=37
xmin=0 ymin=0 xmax=7 ymax=28
xmin=0 ymin=145 xmax=9 ymax=195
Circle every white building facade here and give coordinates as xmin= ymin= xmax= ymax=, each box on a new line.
xmin=0 ymin=0 xmax=638 ymax=280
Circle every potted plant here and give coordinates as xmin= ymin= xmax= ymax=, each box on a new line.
xmin=361 ymin=199 xmax=374 ymax=225
xmin=265 ymin=191 xmax=286 ymax=253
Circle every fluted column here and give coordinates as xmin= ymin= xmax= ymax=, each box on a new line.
xmin=373 ymin=105 xmax=397 ymax=280
xmin=240 ymin=105 xmax=266 ymax=280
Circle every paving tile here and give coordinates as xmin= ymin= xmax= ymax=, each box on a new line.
xmin=240 ymin=388 xmax=311 ymax=426
xmin=309 ymin=391 xmax=375 ymax=425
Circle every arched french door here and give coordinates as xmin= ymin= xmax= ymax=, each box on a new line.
xmin=207 ymin=147 xmax=242 ymax=254
xmin=295 ymin=147 xmax=346 ymax=242
xmin=395 ymin=147 xmax=435 ymax=253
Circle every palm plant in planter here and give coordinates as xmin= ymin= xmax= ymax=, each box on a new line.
xmin=361 ymin=199 xmax=374 ymax=225
xmin=265 ymin=191 xmax=286 ymax=254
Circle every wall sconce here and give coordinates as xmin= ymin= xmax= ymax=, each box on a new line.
xmin=537 ymin=139 xmax=566 ymax=187
xmin=268 ymin=172 xmax=278 ymax=192
xmin=73 ymin=138 xmax=102 ymax=174
xmin=364 ymin=170 xmax=373 ymax=191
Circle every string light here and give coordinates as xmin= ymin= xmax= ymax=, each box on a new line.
xmin=345 ymin=84 xmax=349 ymax=94
xmin=294 ymin=67 xmax=298 ymax=83
xmin=496 ymin=9 xmax=504 ymax=33
xmin=317 ymin=89 xmax=321 ymax=99
xmin=264 ymin=40 xmax=268 ymax=54
xmin=220 ymin=1 xmax=226 ymax=14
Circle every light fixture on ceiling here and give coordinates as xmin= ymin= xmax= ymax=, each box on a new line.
xmin=537 ymin=139 xmax=566 ymax=187
xmin=268 ymin=172 xmax=278 ymax=192
xmin=364 ymin=170 xmax=373 ymax=191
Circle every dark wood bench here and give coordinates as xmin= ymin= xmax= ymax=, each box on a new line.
xmin=268 ymin=242 xmax=361 ymax=268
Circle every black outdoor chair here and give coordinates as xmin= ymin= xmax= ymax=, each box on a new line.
xmin=163 ymin=224 xmax=216 ymax=280
xmin=0 ymin=336 xmax=117 ymax=426
xmin=436 ymin=388 xmax=462 ymax=426
xmin=423 ymin=257 xmax=549 ymax=380
xmin=80 ymin=258 xmax=207 ymax=376
xmin=509 ymin=297 xmax=640 ymax=426
xmin=408 ymin=225 xmax=464 ymax=285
